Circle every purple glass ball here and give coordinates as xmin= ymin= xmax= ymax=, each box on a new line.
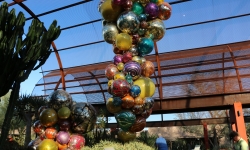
xmin=56 ymin=131 xmax=70 ymax=145
xmin=144 ymin=2 xmax=159 ymax=19
xmin=114 ymin=54 xmax=123 ymax=65
xmin=124 ymin=61 xmax=141 ymax=80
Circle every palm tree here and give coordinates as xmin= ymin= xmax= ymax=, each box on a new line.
xmin=15 ymin=94 xmax=47 ymax=147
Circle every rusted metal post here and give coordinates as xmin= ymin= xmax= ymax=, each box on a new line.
xmin=203 ymin=122 xmax=210 ymax=150
xmin=229 ymin=102 xmax=248 ymax=142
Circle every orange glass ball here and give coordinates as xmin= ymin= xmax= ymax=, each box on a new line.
xmin=134 ymin=97 xmax=144 ymax=105
xmin=45 ymin=127 xmax=57 ymax=139
xmin=121 ymin=95 xmax=135 ymax=109
xmin=141 ymin=61 xmax=155 ymax=77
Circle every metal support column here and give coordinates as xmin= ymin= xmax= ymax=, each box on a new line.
xmin=203 ymin=122 xmax=210 ymax=150
xmin=229 ymin=102 xmax=248 ymax=142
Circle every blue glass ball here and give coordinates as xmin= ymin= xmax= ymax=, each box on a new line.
xmin=138 ymin=37 xmax=154 ymax=56
xmin=138 ymin=14 xmax=147 ymax=22
xmin=113 ymin=97 xmax=122 ymax=106
xmin=130 ymin=85 xmax=141 ymax=98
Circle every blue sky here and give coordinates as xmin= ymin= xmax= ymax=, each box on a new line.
xmin=5 ymin=0 xmax=250 ymax=122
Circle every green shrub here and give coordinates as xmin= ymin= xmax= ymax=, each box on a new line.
xmin=82 ymin=140 xmax=154 ymax=150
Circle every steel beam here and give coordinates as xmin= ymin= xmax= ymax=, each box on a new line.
xmin=106 ymin=116 xmax=250 ymax=128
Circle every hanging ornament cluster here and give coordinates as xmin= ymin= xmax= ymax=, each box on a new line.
xmin=98 ymin=0 xmax=171 ymax=142
xmin=27 ymin=90 xmax=97 ymax=150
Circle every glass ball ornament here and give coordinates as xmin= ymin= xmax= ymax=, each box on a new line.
xmin=102 ymin=23 xmax=119 ymax=44
xmin=71 ymin=102 xmax=97 ymax=134
xmin=114 ymin=54 xmax=123 ymax=65
xmin=45 ymin=127 xmax=57 ymax=139
xmin=132 ymin=2 xmax=144 ymax=15
xmin=57 ymin=106 xmax=71 ymax=119
xmin=118 ymin=129 xmax=136 ymax=142
xmin=115 ymin=33 xmax=132 ymax=50
xmin=56 ymin=131 xmax=70 ymax=145
xmin=143 ymin=97 xmax=154 ymax=110
xmin=68 ymin=134 xmax=85 ymax=150
xmin=131 ymin=104 xmax=144 ymax=115
xmin=123 ymin=0 xmax=133 ymax=11
xmin=106 ymin=97 xmax=122 ymax=114
xmin=122 ymin=51 xmax=133 ymax=63
xmin=128 ymin=45 xmax=139 ymax=56
xmin=114 ymin=72 xmax=126 ymax=80
xmin=141 ymin=107 xmax=153 ymax=118
xmin=111 ymin=79 xmax=130 ymax=97
xmin=39 ymin=108 xmax=58 ymax=127
xmin=144 ymin=2 xmax=159 ymax=19
xmin=58 ymin=119 xmax=71 ymax=131
xmin=125 ymin=73 xmax=133 ymax=85
xmin=117 ymin=62 xmax=124 ymax=71
xmin=117 ymin=11 xmax=140 ymax=34
xmin=33 ymin=120 xmax=45 ymax=135
xmin=100 ymin=0 xmax=122 ymax=22
xmin=130 ymin=85 xmax=141 ymax=97
xmin=134 ymin=96 xmax=144 ymax=105
xmin=138 ymin=14 xmax=147 ymax=22
xmin=137 ymin=37 xmax=154 ymax=56
xmin=145 ymin=19 xmax=165 ymax=41
xmin=158 ymin=2 xmax=172 ymax=20
xmin=115 ymin=110 xmax=136 ymax=131
xmin=124 ymin=61 xmax=141 ymax=80
xmin=121 ymin=95 xmax=135 ymax=109
xmin=129 ymin=116 xmax=146 ymax=132
xmin=105 ymin=64 xmax=119 ymax=80
xmin=132 ymin=56 xmax=143 ymax=64
xmin=141 ymin=60 xmax=155 ymax=77
xmin=47 ymin=90 xmax=72 ymax=111
xmin=133 ymin=77 xmax=155 ymax=98
xmin=37 ymin=139 xmax=58 ymax=150
xmin=113 ymin=97 xmax=122 ymax=106
xmin=27 ymin=137 xmax=42 ymax=150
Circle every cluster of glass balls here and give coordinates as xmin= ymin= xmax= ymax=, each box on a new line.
xmin=98 ymin=0 xmax=171 ymax=142
xmin=28 ymin=90 xmax=97 ymax=150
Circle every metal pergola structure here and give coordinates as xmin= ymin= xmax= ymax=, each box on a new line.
xmin=4 ymin=0 xmax=250 ymax=148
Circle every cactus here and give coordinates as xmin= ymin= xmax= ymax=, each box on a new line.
xmin=0 ymin=2 xmax=61 ymax=147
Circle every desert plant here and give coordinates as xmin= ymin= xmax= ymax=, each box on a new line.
xmin=0 ymin=2 xmax=61 ymax=146
xmin=136 ymin=131 xmax=157 ymax=148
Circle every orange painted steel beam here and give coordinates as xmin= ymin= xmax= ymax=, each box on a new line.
xmin=88 ymin=71 xmax=106 ymax=103
xmin=106 ymin=116 xmax=250 ymax=128
xmin=16 ymin=2 xmax=66 ymax=90
xmin=37 ymin=64 xmax=250 ymax=87
xmin=154 ymin=42 xmax=163 ymax=110
xmin=229 ymin=102 xmax=248 ymax=143
xmin=40 ymin=73 xmax=250 ymax=94
xmin=153 ymin=72 xmax=161 ymax=101
xmin=223 ymin=52 xmax=225 ymax=93
xmin=227 ymin=45 xmax=243 ymax=91
xmin=90 ymin=92 xmax=250 ymax=114
xmin=203 ymin=122 xmax=210 ymax=150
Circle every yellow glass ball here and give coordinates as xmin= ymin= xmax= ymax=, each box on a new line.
xmin=38 ymin=139 xmax=58 ymax=150
xmin=117 ymin=62 xmax=124 ymax=71
xmin=114 ymin=72 xmax=126 ymax=80
xmin=132 ymin=56 xmax=142 ymax=64
xmin=133 ymin=77 xmax=155 ymax=98
xmin=108 ymin=80 xmax=114 ymax=87
xmin=115 ymin=33 xmax=132 ymax=51
xmin=57 ymin=106 xmax=71 ymax=119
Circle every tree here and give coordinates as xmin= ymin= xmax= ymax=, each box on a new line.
xmin=0 ymin=2 xmax=61 ymax=146
xmin=15 ymin=95 xmax=47 ymax=147
xmin=0 ymin=91 xmax=11 ymax=127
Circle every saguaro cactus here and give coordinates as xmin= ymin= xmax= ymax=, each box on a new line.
xmin=0 ymin=2 xmax=61 ymax=146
